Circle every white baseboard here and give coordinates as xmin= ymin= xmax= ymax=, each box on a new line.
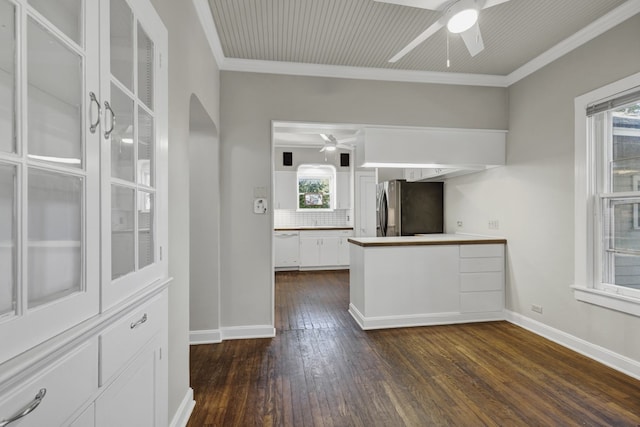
xmin=299 ymin=265 xmax=349 ymax=271
xmin=221 ymin=324 xmax=276 ymax=340
xmin=170 ymin=387 xmax=196 ymax=427
xmin=348 ymin=303 xmax=505 ymax=330
xmin=190 ymin=325 xmax=276 ymax=345
xmin=505 ymin=310 xmax=640 ymax=381
xmin=189 ymin=329 xmax=222 ymax=345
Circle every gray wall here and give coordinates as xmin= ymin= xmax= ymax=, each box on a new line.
xmin=189 ymin=95 xmax=220 ymax=333
xmin=149 ymin=0 xmax=220 ymax=418
xmin=446 ymin=14 xmax=640 ymax=361
xmin=220 ymin=73 xmax=508 ymax=327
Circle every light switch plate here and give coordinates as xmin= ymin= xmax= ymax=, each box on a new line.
xmin=254 ymin=198 xmax=267 ymax=214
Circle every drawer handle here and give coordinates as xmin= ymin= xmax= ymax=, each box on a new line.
xmin=130 ymin=313 xmax=148 ymax=329
xmin=0 ymin=388 xmax=46 ymax=427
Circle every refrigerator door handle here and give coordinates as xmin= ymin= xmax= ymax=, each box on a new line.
xmin=379 ymin=191 xmax=388 ymax=237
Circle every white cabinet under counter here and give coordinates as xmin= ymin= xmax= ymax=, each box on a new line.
xmin=274 ymin=228 xmax=353 ymax=271
xmin=299 ymin=230 xmax=353 ymax=270
xmin=348 ymin=234 xmax=506 ymax=330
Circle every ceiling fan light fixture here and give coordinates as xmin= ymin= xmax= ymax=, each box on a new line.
xmin=324 ymin=145 xmax=337 ymax=152
xmin=447 ymin=8 xmax=478 ymax=33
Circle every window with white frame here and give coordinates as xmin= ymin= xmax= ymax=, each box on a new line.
xmin=591 ymin=95 xmax=640 ymax=298
xmin=574 ymin=74 xmax=640 ymax=316
xmin=297 ymin=164 xmax=335 ymax=211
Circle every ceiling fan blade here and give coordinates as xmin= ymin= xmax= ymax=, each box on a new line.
xmin=480 ymin=0 xmax=511 ymax=10
xmin=336 ymin=136 xmax=357 ymax=144
xmin=319 ymin=133 xmax=331 ymax=142
xmin=319 ymin=146 xmax=326 ymax=152
xmin=373 ymin=0 xmax=447 ymax=11
xmin=388 ymin=20 xmax=444 ymax=63
xmin=460 ymin=21 xmax=484 ymax=57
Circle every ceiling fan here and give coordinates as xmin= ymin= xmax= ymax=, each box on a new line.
xmin=375 ymin=0 xmax=512 ymax=62
xmin=319 ymin=134 xmax=356 ymax=152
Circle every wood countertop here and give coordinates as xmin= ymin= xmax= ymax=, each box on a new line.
xmin=348 ymin=234 xmax=506 ymax=247
xmin=274 ymin=227 xmax=354 ymax=231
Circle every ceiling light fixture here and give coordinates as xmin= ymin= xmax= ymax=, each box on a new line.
xmin=446 ymin=0 xmax=478 ymax=34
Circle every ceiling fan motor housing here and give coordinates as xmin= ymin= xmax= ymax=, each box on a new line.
xmin=445 ymin=0 xmax=479 ymax=33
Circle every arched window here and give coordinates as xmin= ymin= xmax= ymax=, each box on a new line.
xmin=297 ymin=164 xmax=336 ymax=211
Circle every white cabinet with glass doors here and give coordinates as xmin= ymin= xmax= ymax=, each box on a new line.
xmin=0 ymin=0 xmax=168 ymax=424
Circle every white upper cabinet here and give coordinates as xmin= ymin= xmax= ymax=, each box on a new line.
xmin=274 ymin=171 xmax=297 ymax=210
xmin=336 ymin=171 xmax=351 ymax=209
xmin=357 ymin=126 xmax=506 ymax=170
xmin=0 ymin=0 xmax=167 ymax=363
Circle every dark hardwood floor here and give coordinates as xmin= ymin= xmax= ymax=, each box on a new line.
xmin=188 ymin=270 xmax=640 ymax=426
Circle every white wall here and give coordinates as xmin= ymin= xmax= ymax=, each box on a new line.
xmin=220 ymin=72 xmax=507 ymax=328
xmin=149 ymin=0 xmax=220 ymax=419
xmin=446 ymin=15 xmax=640 ymax=362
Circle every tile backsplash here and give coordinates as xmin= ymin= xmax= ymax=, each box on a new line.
xmin=274 ymin=209 xmax=351 ymax=227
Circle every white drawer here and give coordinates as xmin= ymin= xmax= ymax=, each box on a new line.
xmin=99 ymin=292 xmax=167 ymax=386
xmin=0 ymin=340 xmax=97 ymax=427
xmin=460 ymin=291 xmax=503 ymax=313
xmin=460 ymin=257 xmax=504 ymax=273
xmin=459 ymin=244 xmax=504 ymax=258
xmin=460 ymin=272 xmax=504 ymax=292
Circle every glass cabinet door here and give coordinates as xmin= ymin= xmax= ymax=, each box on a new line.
xmin=101 ymin=0 xmax=166 ymax=309
xmin=0 ymin=0 xmax=100 ymax=364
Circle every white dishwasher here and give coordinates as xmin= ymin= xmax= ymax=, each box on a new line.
xmin=274 ymin=231 xmax=300 ymax=270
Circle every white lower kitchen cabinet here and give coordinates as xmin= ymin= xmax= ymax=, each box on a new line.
xmin=459 ymin=244 xmax=505 ymax=313
xmin=299 ymin=230 xmax=353 ymax=269
xmin=95 ymin=335 xmax=166 ymax=427
xmin=299 ymin=236 xmax=322 ymax=266
xmin=348 ymin=235 xmax=506 ymax=330
xmin=338 ymin=236 xmax=350 ymax=265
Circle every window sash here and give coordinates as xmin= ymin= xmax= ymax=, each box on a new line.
xmin=593 ymin=97 xmax=640 ymax=299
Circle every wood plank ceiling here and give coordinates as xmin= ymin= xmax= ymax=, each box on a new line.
xmin=207 ymin=0 xmax=628 ymax=76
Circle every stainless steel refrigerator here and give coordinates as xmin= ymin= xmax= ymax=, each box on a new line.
xmin=376 ymin=180 xmax=443 ymax=236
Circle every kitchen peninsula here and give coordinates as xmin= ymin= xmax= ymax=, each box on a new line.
xmin=348 ymin=234 xmax=507 ymax=330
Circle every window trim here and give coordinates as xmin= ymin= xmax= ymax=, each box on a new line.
xmin=574 ymin=71 xmax=640 ymax=316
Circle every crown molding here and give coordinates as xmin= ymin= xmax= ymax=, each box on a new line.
xmin=194 ymin=0 xmax=640 ymax=88
xmin=505 ymin=0 xmax=640 ymax=86
xmin=192 ymin=0 xmax=225 ymax=66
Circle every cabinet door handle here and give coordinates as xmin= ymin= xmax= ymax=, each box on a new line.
xmin=0 ymin=388 xmax=46 ymax=427
xmin=104 ymin=100 xmax=115 ymax=139
xmin=130 ymin=313 xmax=148 ymax=329
xmin=89 ymin=92 xmax=101 ymax=134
